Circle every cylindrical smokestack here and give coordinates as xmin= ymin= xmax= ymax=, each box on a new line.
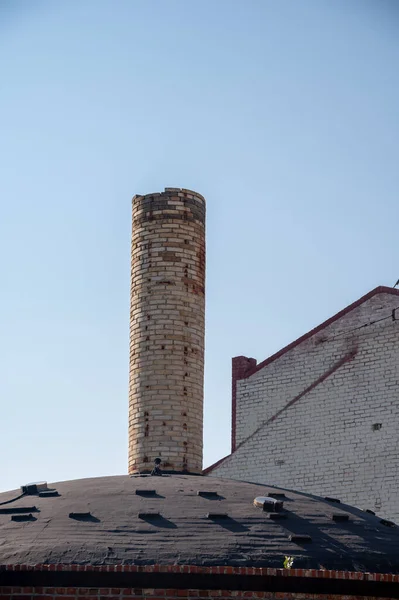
xmin=128 ymin=188 xmax=206 ymax=474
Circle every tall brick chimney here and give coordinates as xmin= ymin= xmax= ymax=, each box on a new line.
xmin=128 ymin=188 xmax=206 ymax=474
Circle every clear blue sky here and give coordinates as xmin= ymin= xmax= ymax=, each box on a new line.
xmin=1 ymin=0 xmax=398 ymax=492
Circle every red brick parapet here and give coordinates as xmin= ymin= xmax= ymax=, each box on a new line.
xmin=231 ymin=356 xmax=257 ymax=452
xmin=1 ymin=564 xmax=398 ymax=600
xmin=1 ymin=563 xmax=398 ymax=580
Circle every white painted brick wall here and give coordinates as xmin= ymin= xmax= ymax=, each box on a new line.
xmin=210 ymin=292 xmax=399 ymax=523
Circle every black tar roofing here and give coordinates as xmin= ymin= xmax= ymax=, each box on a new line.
xmin=0 ymin=475 xmax=398 ymax=572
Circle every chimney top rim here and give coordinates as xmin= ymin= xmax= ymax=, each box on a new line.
xmin=132 ymin=188 xmax=206 ymax=204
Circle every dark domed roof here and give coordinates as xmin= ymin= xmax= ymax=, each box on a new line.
xmin=0 ymin=474 xmax=398 ymax=572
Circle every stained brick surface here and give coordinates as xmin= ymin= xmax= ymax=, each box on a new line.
xmin=210 ymin=289 xmax=399 ymax=523
xmin=128 ymin=189 xmax=206 ymax=474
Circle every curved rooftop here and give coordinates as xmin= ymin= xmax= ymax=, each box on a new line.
xmin=0 ymin=474 xmax=398 ymax=572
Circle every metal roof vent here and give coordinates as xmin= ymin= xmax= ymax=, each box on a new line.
xmin=268 ymin=512 xmax=287 ymax=520
xmin=254 ymin=496 xmax=284 ymax=512
xmin=289 ymin=534 xmax=312 ymax=544
xmin=39 ymin=489 xmax=59 ymax=497
xmin=21 ymin=482 xmax=48 ymax=495
xmin=0 ymin=506 xmax=37 ymax=515
xmin=380 ymin=519 xmax=396 ymax=528
xmin=332 ymin=513 xmax=350 ymax=522
xmin=138 ymin=511 xmax=161 ymax=519
xmin=69 ymin=512 xmax=96 ymax=521
xmin=11 ymin=514 xmax=36 ymax=522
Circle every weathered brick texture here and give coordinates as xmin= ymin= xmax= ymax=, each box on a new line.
xmin=128 ymin=188 xmax=206 ymax=474
xmin=231 ymin=357 xmax=257 ymax=452
xmin=0 ymin=589 xmax=394 ymax=600
xmin=1 ymin=564 xmax=398 ymax=600
xmin=210 ymin=290 xmax=399 ymax=523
